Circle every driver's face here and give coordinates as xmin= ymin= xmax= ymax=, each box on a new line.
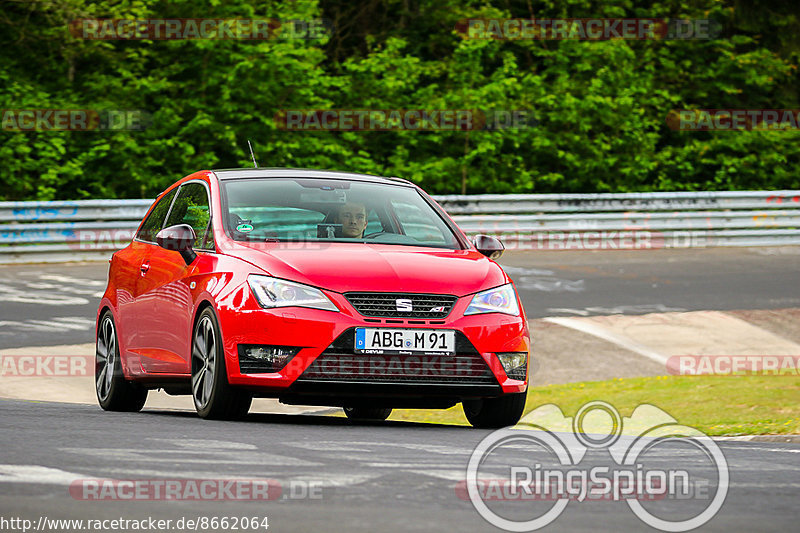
xmin=336 ymin=203 xmax=367 ymax=238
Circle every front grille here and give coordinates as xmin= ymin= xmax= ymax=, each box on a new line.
xmin=296 ymin=328 xmax=498 ymax=386
xmin=344 ymin=292 xmax=458 ymax=319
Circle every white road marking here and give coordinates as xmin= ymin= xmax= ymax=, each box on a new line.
xmin=0 ymin=464 xmax=378 ymax=490
xmin=547 ymin=304 xmax=687 ymax=316
xmin=407 ymin=469 xmax=512 ymax=482
xmin=27 ymin=318 xmax=93 ymax=330
xmin=725 ymin=446 xmax=800 ymax=454
xmin=405 ymin=470 xmax=465 ymax=481
xmin=59 ymin=447 xmax=321 ymax=467
xmin=0 ymin=284 xmax=89 ymax=306
xmin=0 ymin=464 xmax=89 ymax=485
xmin=543 ymin=316 xmax=670 ymax=364
xmin=502 ymin=267 xmax=561 ymax=277
xmin=502 ymin=266 xmax=585 ymax=293
xmin=146 ymin=438 xmax=258 ymax=450
xmin=281 ymin=473 xmax=380 ymax=487
xmin=25 ymin=282 xmax=101 ymax=297
xmin=387 ymin=443 xmax=474 ymax=456
xmin=38 ymin=274 xmax=105 ymax=287
xmin=364 ymin=461 xmax=468 ymax=468
xmin=0 ymin=273 xmax=106 ymax=308
xmin=0 ymin=317 xmax=95 ymax=335
xmin=91 ymin=467 xmax=381 ymax=487
xmin=303 ymin=441 xmax=475 ymax=456
xmin=287 ymin=442 xmax=373 ymax=453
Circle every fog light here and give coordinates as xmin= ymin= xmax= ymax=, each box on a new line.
xmin=238 ymin=345 xmax=301 ymax=373
xmin=496 ymin=352 xmax=528 ymax=380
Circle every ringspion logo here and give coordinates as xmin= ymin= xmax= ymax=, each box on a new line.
xmin=462 ymin=401 xmax=728 ymax=531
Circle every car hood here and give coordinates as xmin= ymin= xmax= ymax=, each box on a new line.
xmin=224 ymin=241 xmax=508 ymax=296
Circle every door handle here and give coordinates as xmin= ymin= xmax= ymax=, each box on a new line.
xmin=140 ymin=262 xmax=150 ymax=274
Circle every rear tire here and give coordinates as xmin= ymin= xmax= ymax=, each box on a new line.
xmin=463 ymin=392 xmax=526 ymax=429
xmin=95 ymin=311 xmax=147 ymax=412
xmin=192 ymin=308 xmax=252 ymax=420
xmin=344 ymin=406 xmax=392 ymax=421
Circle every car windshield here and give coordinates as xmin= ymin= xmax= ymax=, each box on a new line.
xmin=221 ymin=177 xmax=463 ymax=249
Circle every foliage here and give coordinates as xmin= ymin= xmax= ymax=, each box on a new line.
xmin=389 ymin=375 xmax=800 ymax=436
xmin=0 ymin=0 xmax=798 ymax=200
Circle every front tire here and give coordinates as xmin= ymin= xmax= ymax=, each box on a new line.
xmin=463 ymin=392 xmax=527 ymax=429
xmin=192 ymin=308 xmax=252 ymax=420
xmin=344 ymin=406 xmax=392 ymax=422
xmin=96 ymin=311 xmax=147 ymax=412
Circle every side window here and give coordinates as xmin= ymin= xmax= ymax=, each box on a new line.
xmin=136 ymin=188 xmax=177 ymax=243
xmin=391 ymin=200 xmax=448 ymax=244
xmin=164 ymin=183 xmax=212 ymax=249
xmin=365 ymin=208 xmax=382 ymax=235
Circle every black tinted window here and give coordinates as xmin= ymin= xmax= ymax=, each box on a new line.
xmin=164 ymin=182 xmax=211 ymax=248
xmin=136 ymin=188 xmax=177 ymax=242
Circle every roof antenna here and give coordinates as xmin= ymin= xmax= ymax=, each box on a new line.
xmin=247 ymin=139 xmax=258 ymax=168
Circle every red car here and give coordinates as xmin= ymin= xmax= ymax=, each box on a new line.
xmin=95 ymin=168 xmax=531 ymax=428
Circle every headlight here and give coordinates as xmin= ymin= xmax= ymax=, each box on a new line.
xmin=464 ymin=283 xmax=520 ymax=316
xmin=248 ymin=275 xmax=338 ymax=311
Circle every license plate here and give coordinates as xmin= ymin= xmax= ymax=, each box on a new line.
xmin=355 ymin=328 xmax=456 ymax=355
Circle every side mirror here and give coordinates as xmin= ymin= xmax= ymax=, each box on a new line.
xmin=473 ymin=234 xmax=504 ymax=259
xmin=156 ymin=224 xmax=197 ymax=264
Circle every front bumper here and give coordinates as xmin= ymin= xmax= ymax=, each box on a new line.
xmin=219 ymin=289 xmax=530 ymax=399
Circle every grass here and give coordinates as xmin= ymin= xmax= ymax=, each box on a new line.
xmin=387 ymin=375 xmax=800 ymax=435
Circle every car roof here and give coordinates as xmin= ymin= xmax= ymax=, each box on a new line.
xmin=211 ymin=167 xmax=413 ymax=186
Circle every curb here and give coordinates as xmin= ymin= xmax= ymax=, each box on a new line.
xmin=712 ymin=435 xmax=800 ymax=443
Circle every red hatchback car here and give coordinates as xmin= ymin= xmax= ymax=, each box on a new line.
xmin=95 ymin=168 xmax=531 ymax=428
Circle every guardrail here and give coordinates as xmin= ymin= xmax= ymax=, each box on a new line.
xmin=1 ymin=191 xmax=799 ymax=263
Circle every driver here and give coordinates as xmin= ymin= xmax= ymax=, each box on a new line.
xmin=335 ymin=202 xmax=368 ymax=238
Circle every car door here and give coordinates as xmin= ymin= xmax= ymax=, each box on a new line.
xmin=117 ymin=187 xmax=178 ymax=373
xmin=136 ymin=181 xmax=214 ymax=374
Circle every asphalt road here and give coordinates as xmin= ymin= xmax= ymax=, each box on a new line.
xmin=0 ymin=246 xmax=798 ymax=349
xmin=1 ymin=248 xmax=799 ymax=532
xmin=0 ymin=399 xmax=797 ymax=532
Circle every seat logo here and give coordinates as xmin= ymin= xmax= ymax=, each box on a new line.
xmin=395 ymin=298 xmax=413 ymax=312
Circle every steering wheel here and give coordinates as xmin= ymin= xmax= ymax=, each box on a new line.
xmin=363 ymin=231 xmax=387 ymax=239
